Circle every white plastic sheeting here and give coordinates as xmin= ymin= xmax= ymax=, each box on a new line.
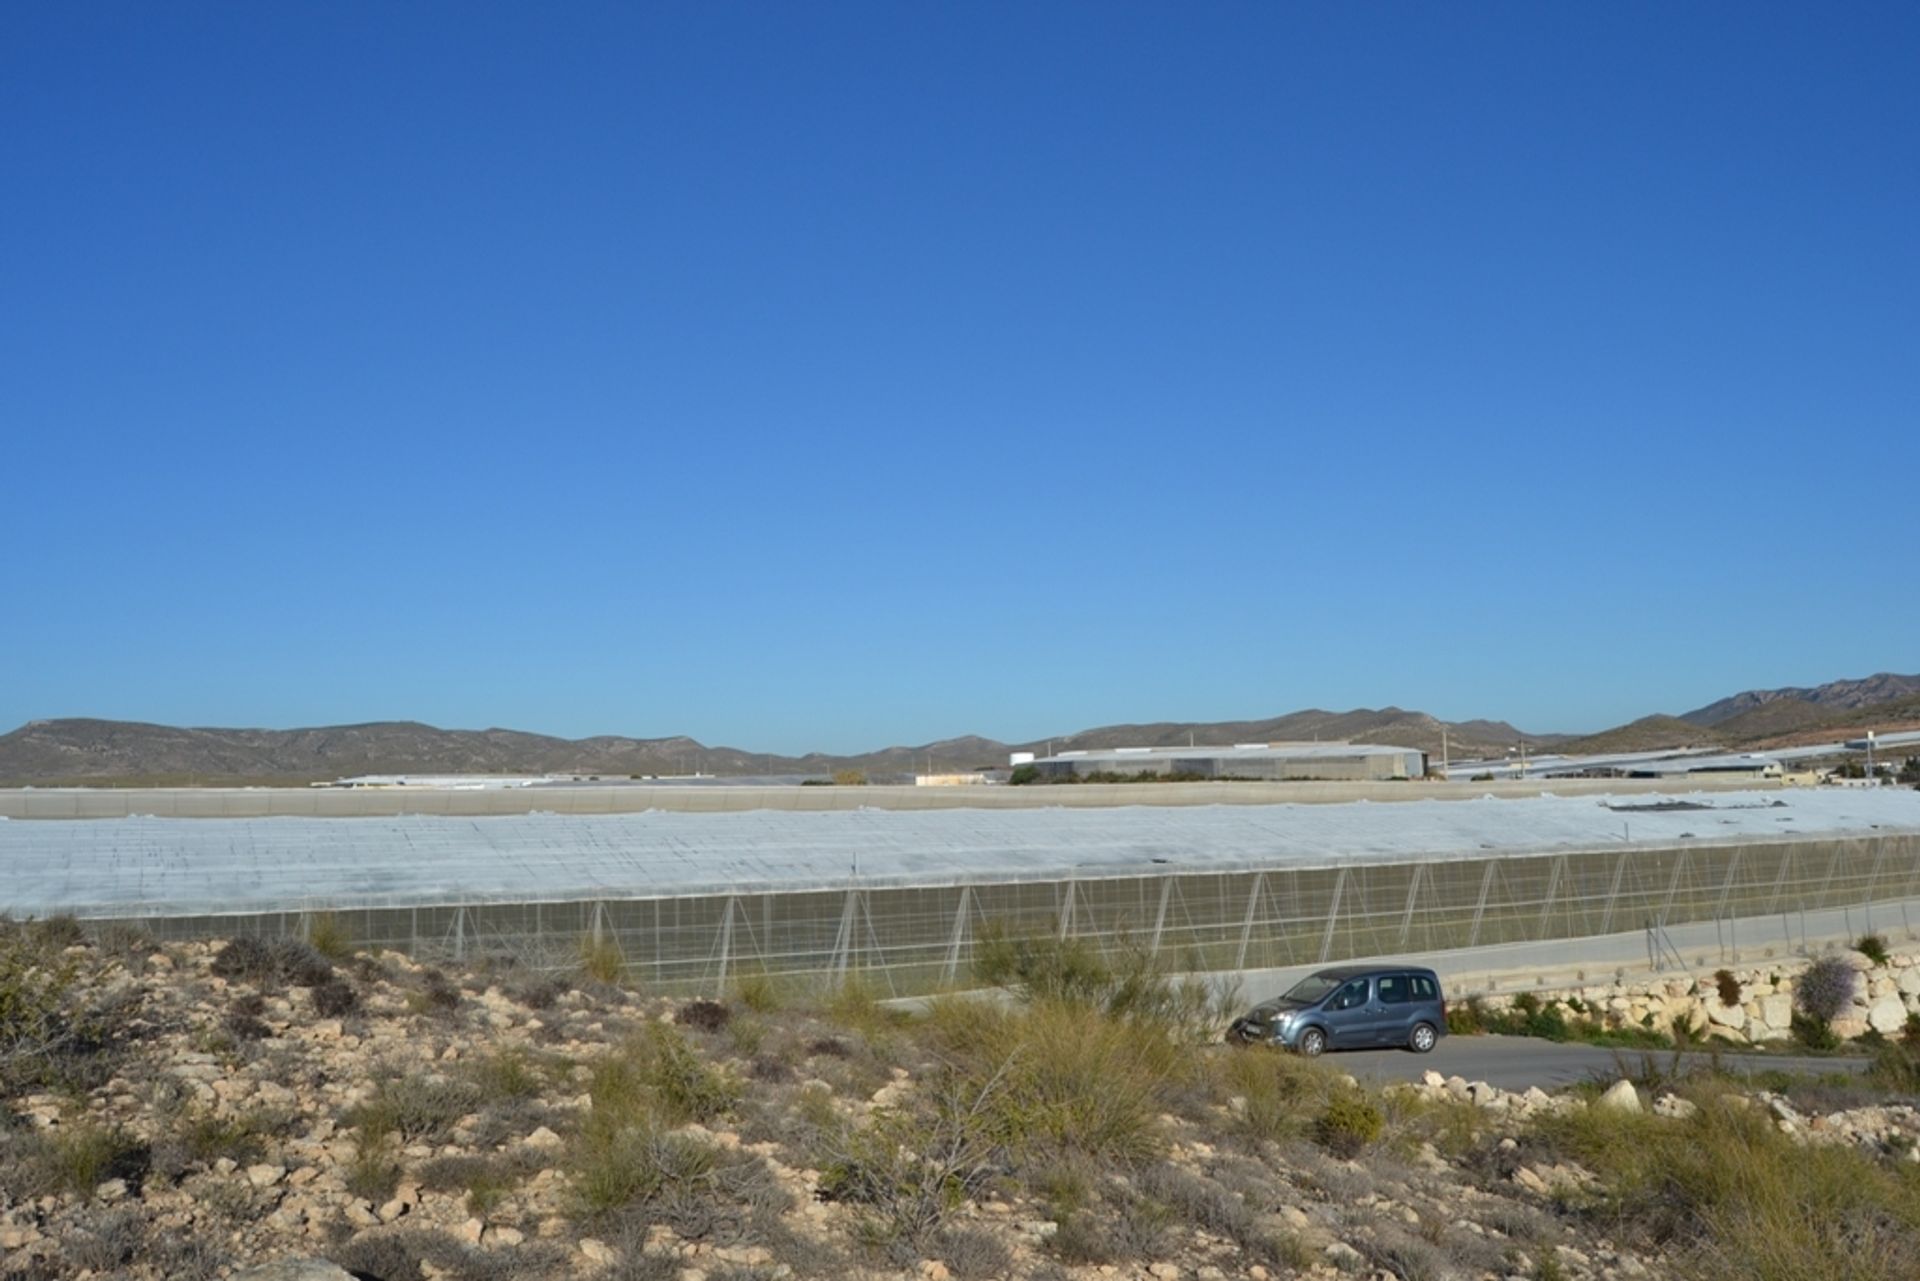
xmin=0 ymin=788 xmax=1916 ymax=917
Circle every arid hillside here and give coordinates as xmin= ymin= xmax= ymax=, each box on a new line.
xmin=3 ymin=921 xmax=1920 ymax=1281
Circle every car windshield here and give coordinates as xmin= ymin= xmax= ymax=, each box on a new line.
xmin=1281 ymin=974 xmax=1343 ymax=1004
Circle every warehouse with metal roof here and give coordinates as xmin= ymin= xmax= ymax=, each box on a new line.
xmin=1024 ymin=741 xmax=1427 ymax=782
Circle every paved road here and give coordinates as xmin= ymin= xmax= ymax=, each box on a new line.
xmin=1318 ymin=1034 xmax=1870 ymax=1092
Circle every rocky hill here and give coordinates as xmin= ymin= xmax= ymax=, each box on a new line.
xmin=1681 ymin=671 xmax=1920 ymax=727
xmin=3 ymin=922 xmax=1919 ymax=1281
xmin=0 ymin=710 xmax=1544 ymax=787
xmin=1554 ymin=715 xmax=1730 ymax=755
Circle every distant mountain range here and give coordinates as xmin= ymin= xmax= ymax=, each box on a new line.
xmin=1680 ymin=672 xmax=1920 ymax=727
xmin=1 ymin=670 xmax=1913 ymax=785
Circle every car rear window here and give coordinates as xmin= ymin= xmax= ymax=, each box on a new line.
xmin=1410 ymin=975 xmax=1438 ymax=1001
xmin=1378 ymin=974 xmax=1410 ymax=1004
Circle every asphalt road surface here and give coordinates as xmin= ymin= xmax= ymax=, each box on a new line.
xmin=1317 ymin=1034 xmax=1871 ymax=1092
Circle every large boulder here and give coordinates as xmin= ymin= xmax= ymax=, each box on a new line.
xmin=1706 ymin=1000 xmax=1744 ymax=1029
xmin=1760 ymin=993 xmax=1793 ymax=1030
xmin=1595 ymin=1079 xmax=1642 ymax=1114
xmin=1868 ymin=996 xmax=1909 ymax=1035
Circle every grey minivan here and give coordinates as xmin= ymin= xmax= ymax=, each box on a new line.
xmin=1228 ymin=965 xmax=1447 ymax=1056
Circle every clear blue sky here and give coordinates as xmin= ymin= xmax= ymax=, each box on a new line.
xmin=3 ymin=4 xmax=1916 ymax=753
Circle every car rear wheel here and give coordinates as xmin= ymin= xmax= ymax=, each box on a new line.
xmin=1409 ymin=1022 xmax=1438 ymax=1053
xmin=1297 ymin=1027 xmax=1327 ymax=1057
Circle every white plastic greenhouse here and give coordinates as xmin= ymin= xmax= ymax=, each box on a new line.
xmin=2 ymin=788 xmax=1916 ymax=994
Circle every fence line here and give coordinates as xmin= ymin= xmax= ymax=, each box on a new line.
xmin=68 ymin=832 xmax=1920 ymax=997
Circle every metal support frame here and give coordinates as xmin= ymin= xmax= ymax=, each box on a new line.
xmin=1660 ymin=848 xmax=1689 ymax=926
xmin=1535 ymin=855 xmax=1566 ymax=941
xmin=1397 ymin=865 xmax=1424 ymax=950
xmin=1765 ymin=845 xmax=1796 ymax=918
xmin=1900 ymin=835 xmax=1920 ymax=904
xmin=715 ymin=895 xmax=737 ymax=995
xmin=942 ymin=887 xmax=972 ymax=984
xmin=1467 ymin=862 xmax=1498 ymax=948
xmin=1235 ymin=873 xmax=1265 ymax=970
xmin=1149 ymin=878 xmax=1174 ymax=956
xmin=1864 ymin=843 xmax=1889 ymax=934
xmin=1599 ymin=852 xmax=1629 ymax=935
xmin=831 ymin=889 xmax=859 ymax=980
xmin=452 ymin=905 xmax=466 ymax=962
xmin=1317 ymin=868 xmax=1348 ymax=964
xmin=1813 ymin=840 xmax=1843 ymax=911
xmin=1057 ymin=876 xmax=1076 ymax=940
xmin=1713 ymin=849 xmax=1742 ymax=920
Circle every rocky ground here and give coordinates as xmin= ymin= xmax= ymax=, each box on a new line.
xmin=1 ymin=924 xmax=1918 ymax=1281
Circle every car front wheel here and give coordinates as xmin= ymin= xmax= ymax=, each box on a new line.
xmin=1297 ymin=1027 xmax=1327 ymax=1057
xmin=1409 ymin=1022 xmax=1438 ymax=1053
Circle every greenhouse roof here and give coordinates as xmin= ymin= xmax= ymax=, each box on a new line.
xmin=1 ymin=788 xmax=1916 ymax=918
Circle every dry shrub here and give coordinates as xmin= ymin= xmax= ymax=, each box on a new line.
xmin=1532 ymin=1087 xmax=1920 ymax=1281
xmin=918 ymin=998 xmax=1184 ymax=1165
xmin=312 ymin=977 xmax=358 ymax=1018
xmin=678 ymin=999 xmax=732 ymax=1032
xmin=211 ymin=936 xmax=334 ymax=987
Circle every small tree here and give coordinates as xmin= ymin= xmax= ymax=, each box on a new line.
xmin=832 ymin=769 xmax=868 ymax=786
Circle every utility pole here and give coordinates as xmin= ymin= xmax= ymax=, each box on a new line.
xmin=1441 ymin=727 xmax=1449 ymax=776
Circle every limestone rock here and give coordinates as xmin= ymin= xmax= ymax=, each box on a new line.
xmin=232 ymin=1262 xmax=359 ymax=1281
xmin=1869 ymin=996 xmax=1909 ymax=1034
xmin=1595 ymin=1080 xmax=1641 ymax=1114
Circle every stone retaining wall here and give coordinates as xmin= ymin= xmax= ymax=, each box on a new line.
xmin=1472 ymin=948 xmax=1920 ymax=1044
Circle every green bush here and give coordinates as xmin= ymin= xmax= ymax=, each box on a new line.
xmin=1313 ymin=1091 xmax=1383 ymax=1158
xmin=1790 ymin=1010 xmax=1841 ymax=1052
xmin=1446 ymin=995 xmax=1487 ymax=1036
xmin=579 ymin=937 xmax=626 ymax=985
xmin=1856 ymin=934 xmax=1892 ymax=966
xmin=305 ymin=913 xmax=354 ymax=961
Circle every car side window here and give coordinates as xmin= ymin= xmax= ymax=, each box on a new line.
xmin=1411 ymin=976 xmax=1437 ymax=1001
xmin=1333 ymin=979 xmax=1369 ymax=1010
xmin=1378 ymin=975 xmax=1409 ymax=1005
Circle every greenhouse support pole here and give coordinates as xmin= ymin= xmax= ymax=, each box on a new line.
xmin=1149 ymin=879 xmax=1174 ymax=956
xmin=716 ymin=895 xmax=737 ymax=995
xmin=1765 ymin=846 xmax=1796 ymax=917
xmin=1467 ymin=862 xmax=1498 ymax=948
xmin=831 ymin=889 xmax=858 ymax=980
xmin=1814 ymin=841 xmax=1842 ymax=910
xmin=1235 ymin=873 xmax=1265 ymax=970
xmin=1057 ymin=876 xmax=1075 ymax=940
xmin=942 ymin=887 xmax=971 ymax=984
xmin=1535 ymin=856 xmax=1566 ymax=940
xmin=1397 ymin=865 xmax=1424 ymax=950
xmin=1317 ymin=868 xmax=1348 ymax=964
xmin=1599 ymin=852 xmax=1629 ymax=935
xmin=1660 ymin=849 xmax=1689 ymax=925
xmin=453 ymin=906 xmax=466 ymax=963
xmin=1864 ymin=843 xmax=1888 ymax=935
xmin=1713 ymin=849 xmax=1742 ymax=921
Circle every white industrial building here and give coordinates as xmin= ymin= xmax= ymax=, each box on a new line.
xmin=1022 ymin=741 xmax=1428 ymax=783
